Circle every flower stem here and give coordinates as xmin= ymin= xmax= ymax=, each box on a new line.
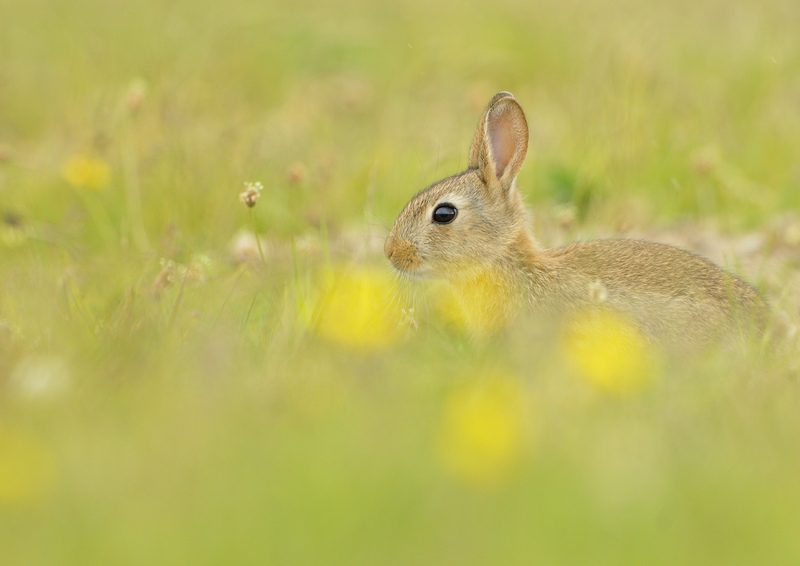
xmin=250 ymin=208 xmax=267 ymax=268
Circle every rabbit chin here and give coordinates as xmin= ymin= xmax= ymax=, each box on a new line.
xmin=390 ymin=262 xmax=434 ymax=280
xmin=392 ymin=258 xmax=497 ymax=284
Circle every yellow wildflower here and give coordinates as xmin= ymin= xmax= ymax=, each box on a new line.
xmin=0 ymin=426 xmax=57 ymax=506
xmin=560 ymin=308 xmax=656 ymax=394
xmin=314 ymin=266 xmax=401 ymax=350
xmin=432 ymin=271 xmax=517 ymax=337
xmin=62 ymin=154 xmax=111 ymax=190
xmin=437 ymin=373 xmax=531 ymax=486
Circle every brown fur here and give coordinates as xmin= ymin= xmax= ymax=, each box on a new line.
xmin=385 ymin=92 xmax=766 ymax=349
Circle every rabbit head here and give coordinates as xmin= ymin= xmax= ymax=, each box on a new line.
xmin=385 ymin=92 xmax=534 ymax=283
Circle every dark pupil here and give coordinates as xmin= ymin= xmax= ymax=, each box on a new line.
xmin=433 ymin=204 xmax=457 ymax=224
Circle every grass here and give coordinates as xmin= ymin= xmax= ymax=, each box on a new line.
xmin=2 ymin=0 xmax=800 ymax=563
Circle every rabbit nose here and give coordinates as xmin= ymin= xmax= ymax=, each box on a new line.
xmin=384 ymin=235 xmax=394 ymax=260
xmin=384 ymin=234 xmax=399 ymax=260
xmin=385 ymin=235 xmax=420 ymax=272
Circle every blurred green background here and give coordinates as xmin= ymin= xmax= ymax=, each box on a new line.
xmin=2 ymin=0 xmax=800 ymax=564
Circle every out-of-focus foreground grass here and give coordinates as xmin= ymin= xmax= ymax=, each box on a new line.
xmin=3 ymin=0 xmax=800 ymax=563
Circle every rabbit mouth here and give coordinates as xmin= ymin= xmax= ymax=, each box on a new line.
xmin=388 ymin=257 xmax=430 ymax=279
xmin=390 ymin=261 xmax=434 ymax=280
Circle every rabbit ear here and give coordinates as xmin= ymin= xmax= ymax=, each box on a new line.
xmin=468 ymin=92 xmax=529 ymax=192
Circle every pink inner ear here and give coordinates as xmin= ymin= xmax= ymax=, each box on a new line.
xmin=487 ymin=110 xmax=516 ymax=178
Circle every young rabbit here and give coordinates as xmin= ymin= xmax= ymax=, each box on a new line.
xmin=384 ymin=92 xmax=766 ymax=348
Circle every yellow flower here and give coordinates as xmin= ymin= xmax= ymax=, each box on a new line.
xmin=436 ymin=373 xmax=531 ymax=486
xmin=314 ymin=266 xmax=401 ymax=351
xmin=0 ymin=426 xmax=57 ymax=506
xmin=62 ymin=154 xmax=111 ymax=190
xmin=431 ymin=272 xmax=517 ymax=336
xmin=560 ymin=308 xmax=657 ymax=394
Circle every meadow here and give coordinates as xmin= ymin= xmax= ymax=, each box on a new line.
xmin=2 ymin=0 xmax=800 ymax=563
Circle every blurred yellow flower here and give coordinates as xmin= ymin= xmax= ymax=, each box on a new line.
xmin=62 ymin=154 xmax=111 ymax=190
xmin=432 ymin=272 xmax=517 ymax=336
xmin=560 ymin=308 xmax=656 ymax=394
xmin=0 ymin=426 xmax=57 ymax=506
xmin=437 ymin=374 xmax=530 ymax=486
xmin=314 ymin=266 xmax=401 ymax=350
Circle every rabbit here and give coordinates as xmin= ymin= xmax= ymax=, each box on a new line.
xmin=384 ymin=92 xmax=766 ymax=349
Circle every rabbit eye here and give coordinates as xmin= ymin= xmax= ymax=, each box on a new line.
xmin=432 ymin=203 xmax=458 ymax=224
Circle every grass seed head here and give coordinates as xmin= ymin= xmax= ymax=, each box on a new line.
xmin=239 ymin=181 xmax=264 ymax=208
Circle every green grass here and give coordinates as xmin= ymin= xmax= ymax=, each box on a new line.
xmin=2 ymin=0 xmax=800 ymax=563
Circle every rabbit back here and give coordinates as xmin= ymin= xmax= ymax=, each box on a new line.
xmin=532 ymin=239 xmax=765 ymax=347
